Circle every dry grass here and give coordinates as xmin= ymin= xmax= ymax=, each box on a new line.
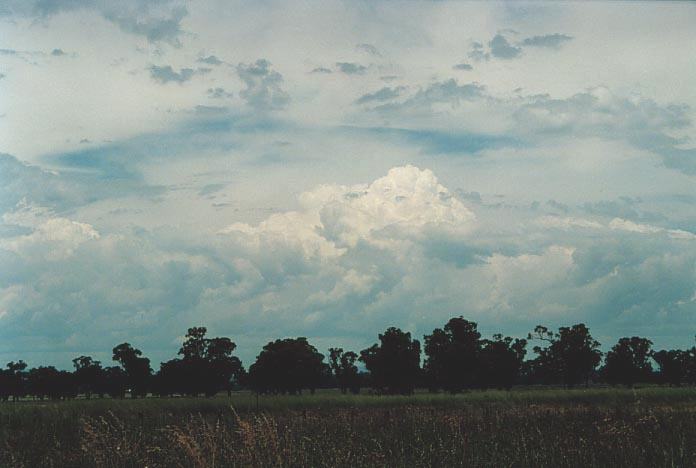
xmin=3 ymin=388 xmax=696 ymax=467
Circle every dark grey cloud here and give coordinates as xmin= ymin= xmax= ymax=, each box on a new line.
xmin=149 ymin=65 xmax=209 ymax=84
xmin=236 ymin=59 xmax=289 ymax=110
xmin=51 ymin=48 xmax=66 ymax=56
xmin=198 ymin=183 xmax=226 ymax=196
xmin=207 ymin=87 xmax=233 ymax=99
xmin=522 ymin=33 xmax=573 ymax=48
xmin=0 ymin=153 xmax=162 ymax=215
xmin=198 ymin=55 xmax=223 ymax=65
xmin=355 ymin=86 xmax=406 ymax=105
xmin=489 ymin=34 xmax=522 ymax=59
xmin=336 ymin=62 xmax=367 ymax=75
xmin=310 ymin=67 xmax=332 ymax=74
xmin=1 ymin=0 xmax=187 ymax=45
xmin=356 ymin=43 xmax=381 ymax=56
xmin=467 ymin=41 xmax=490 ymax=62
xmin=453 ymin=63 xmax=473 ymax=71
xmin=513 ymin=88 xmax=696 ymax=174
xmin=375 ymin=79 xmax=485 ymax=114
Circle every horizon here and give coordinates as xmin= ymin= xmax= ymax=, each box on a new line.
xmin=1 ymin=0 xmax=696 ymax=370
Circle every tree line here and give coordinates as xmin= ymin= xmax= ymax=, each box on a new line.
xmin=1 ymin=319 xmax=696 ymax=400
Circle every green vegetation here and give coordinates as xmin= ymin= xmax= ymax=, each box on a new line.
xmin=3 ymin=387 xmax=696 ymax=467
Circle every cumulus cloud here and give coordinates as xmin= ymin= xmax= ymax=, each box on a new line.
xmin=355 ymin=86 xmax=406 ymax=105
xmin=372 ymin=79 xmax=485 ymax=115
xmin=149 ymin=65 xmax=210 ymax=84
xmin=197 ymin=55 xmax=223 ymax=65
xmin=489 ymin=34 xmax=522 ymax=59
xmin=521 ymin=33 xmax=573 ymax=48
xmin=453 ymin=63 xmax=473 ymax=71
xmin=0 ymin=165 xmax=695 ymax=367
xmin=1 ymin=0 xmax=188 ymax=45
xmin=207 ymin=87 xmax=233 ymax=99
xmin=336 ymin=62 xmax=368 ymax=75
xmin=223 ymin=165 xmax=475 ymax=254
xmin=468 ymin=32 xmax=572 ymax=62
xmin=356 ymin=43 xmax=381 ymax=56
xmin=236 ymin=59 xmax=289 ymax=110
xmin=310 ymin=67 xmax=332 ymax=74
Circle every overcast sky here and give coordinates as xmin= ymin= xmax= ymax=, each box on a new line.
xmin=1 ymin=0 xmax=696 ymax=369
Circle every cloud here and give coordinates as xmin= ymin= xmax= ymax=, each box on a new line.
xmin=1 ymin=0 xmax=188 ymax=45
xmin=355 ymin=86 xmax=406 ymax=105
xmin=310 ymin=67 xmax=332 ymax=74
xmin=521 ymin=33 xmax=573 ymax=48
xmin=489 ymin=34 xmax=522 ymax=59
xmin=468 ymin=41 xmax=490 ymax=62
xmin=51 ymin=48 xmax=66 ymax=56
xmin=1 ymin=166 xmax=695 ymax=367
xmin=149 ymin=65 xmax=209 ymax=84
xmin=336 ymin=62 xmax=367 ymax=75
xmin=356 ymin=43 xmax=381 ymax=56
xmin=197 ymin=55 xmax=223 ymax=65
xmin=236 ymin=59 xmax=289 ymax=110
xmin=373 ymin=79 xmax=485 ymax=115
xmin=453 ymin=63 xmax=473 ymax=71
xmin=207 ymin=87 xmax=233 ymax=99
xmin=512 ymin=86 xmax=696 ymax=174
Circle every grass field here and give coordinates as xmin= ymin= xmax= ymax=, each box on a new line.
xmin=2 ymin=387 xmax=696 ymax=467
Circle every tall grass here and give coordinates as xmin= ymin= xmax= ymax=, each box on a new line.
xmin=2 ymin=387 xmax=696 ymax=467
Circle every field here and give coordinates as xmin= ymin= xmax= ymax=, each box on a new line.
xmin=2 ymin=387 xmax=696 ymax=467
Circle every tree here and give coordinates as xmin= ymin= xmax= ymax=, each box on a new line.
xmin=329 ymin=348 xmax=360 ymax=394
xmin=112 ymin=343 xmax=151 ymax=398
xmin=101 ymin=366 xmax=128 ymax=398
xmin=72 ymin=356 xmax=103 ymax=398
xmin=423 ymin=317 xmax=481 ymax=392
xmin=479 ymin=334 xmax=527 ymax=389
xmin=360 ymin=327 xmax=421 ymax=395
xmin=156 ymin=327 xmax=244 ymax=397
xmin=0 ymin=361 xmax=27 ymax=401
xmin=528 ymin=324 xmax=602 ymax=387
xmin=248 ymin=338 xmax=327 ymax=394
xmin=602 ymin=337 xmax=653 ymax=387
xmin=653 ymin=349 xmax=690 ymax=386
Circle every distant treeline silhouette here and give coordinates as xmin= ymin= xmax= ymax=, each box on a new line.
xmin=1 ymin=318 xmax=695 ymax=400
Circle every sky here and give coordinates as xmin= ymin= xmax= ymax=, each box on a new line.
xmin=1 ymin=0 xmax=696 ymax=370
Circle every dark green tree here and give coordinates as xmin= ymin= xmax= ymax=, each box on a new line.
xmin=423 ymin=317 xmax=481 ymax=392
xmin=72 ymin=355 xmax=103 ymax=398
xmin=602 ymin=337 xmax=653 ymax=387
xmin=360 ymin=327 xmax=421 ymax=395
xmin=329 ymin=348 xmax=360 ymax=394
xmin=248 ymin=338 xmax=327 ymax=394
xmin=528 ymin=324 xmax=602 ymax=387
xmin=112 ymin=343 xmax=151 ymax=398
xmin=479 ymin=334 xmax=527 ymax=389
xmin=653 ymin=349 xmax=690 ymax=386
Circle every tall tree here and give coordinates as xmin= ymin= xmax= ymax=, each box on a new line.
xmin=360 ymin=327 xmax=421 ymax=395
xmin=248 ymin=338 xmax=328 ymax=395
xmin=479 ymin=334 xmax=527 ymax=389
xmin=602 ymin=337 xmax=653 ymax=387
xmin=653 ymin=349 xmax=690 ymax=386
xmin=528 ymin=324 xmax=602 ymax=387
xmin=72 ymin=356 xmax=103 ymax=398
xmin=112 ymin=343 xmax=151 ymax=398
xmin=329 ymin=348 xmax=360 ymax=394
xmin=423 ymin=317 xmax=481 ymax=392
xmin=0 ymin=361 xmax=27 ymax=401
xmin=156 ymin=327 xmax=244 ymax=397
